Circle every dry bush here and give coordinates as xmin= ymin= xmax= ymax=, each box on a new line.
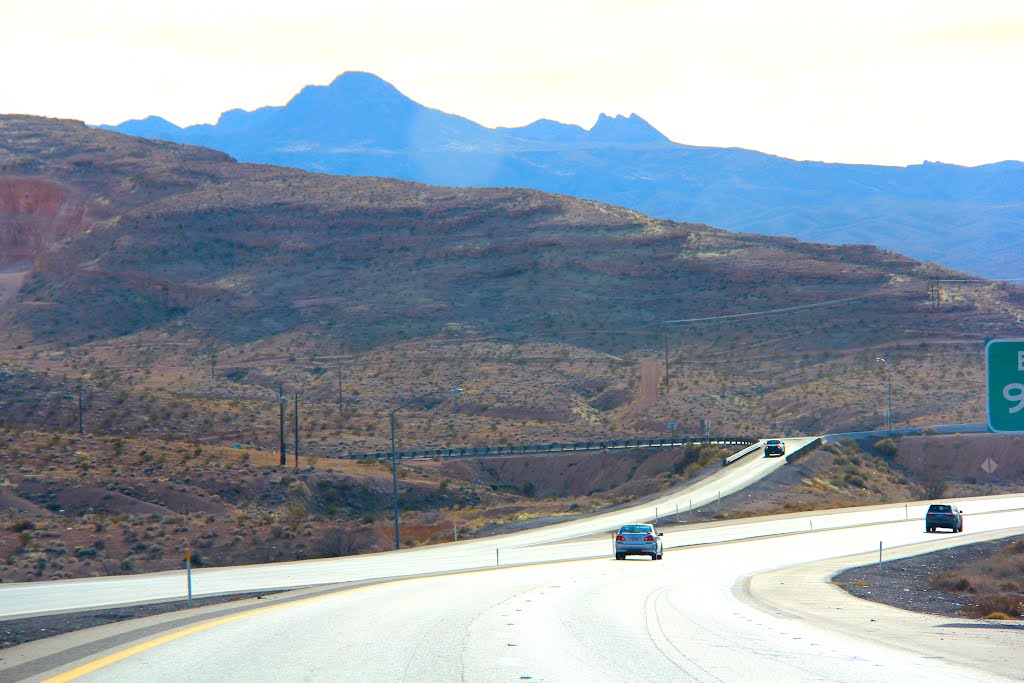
xmin=928 ymin=573 xmax=975 ymax=593
xmin=929 ymin=539 xmax=1024 ymax=619
xmin=872 ymin=438 xmax=898 ymax=458
xmin=963 ymin=594 xmax=1023 ymax=619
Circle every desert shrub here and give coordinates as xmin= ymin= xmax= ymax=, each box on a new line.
xmin=929 ymin=573 xmax=974 ymax=593
xmin=873 ymin=438 xmax=898 ymax=457
xmin=923 ymin=477 xmax=948 ymax=499
xmin=8 ymin=520 xmax=35 ymax=532
xmin=286 ymin=505 xmax=308 ymax=524
xmin=964 ymin=594 xmax=1023 ymax=619
xmin=844 ymin=474 xmax=866 ymax=489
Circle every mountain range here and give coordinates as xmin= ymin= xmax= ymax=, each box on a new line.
xmin=103 ymin=71 xmax=1024 ymax=281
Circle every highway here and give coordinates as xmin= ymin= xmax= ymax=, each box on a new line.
xmin=3 ymin=437 xmax=1023 ymax=681
xmin=0 ymin=437 xmax=815 ymax=619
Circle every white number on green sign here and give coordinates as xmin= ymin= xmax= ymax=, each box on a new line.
xmin=1003 ymin=383 xmax=1024 ymax=414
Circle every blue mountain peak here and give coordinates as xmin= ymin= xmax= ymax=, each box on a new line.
xmin=100 ymin=115 xmax=182 ymax=138
xmin=288 ymin=71 xmax=411 ymax=109
xmin=589 ymin=113 xmax=669 ymax=144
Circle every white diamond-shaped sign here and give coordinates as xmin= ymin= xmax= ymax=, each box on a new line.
xmin=981 ymin=457 xmax=999 ymax=474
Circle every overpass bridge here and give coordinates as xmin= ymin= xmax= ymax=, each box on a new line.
xmin=332 ymin=435 xmax=760 ymax=461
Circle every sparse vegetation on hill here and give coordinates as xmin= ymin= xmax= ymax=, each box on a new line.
xmin=2 ymin=116 xmax=1024 ymax=583
xmin=2 ymin=115 xmax=1022 ymax=458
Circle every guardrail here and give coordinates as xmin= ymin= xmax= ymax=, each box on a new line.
xmin=330 ymin=436 xmax=759 ymax=461
xmin=722 ymin=441 xmax=763 ymax=466
xmin=722 ymin=437 xmax=825 ymax=468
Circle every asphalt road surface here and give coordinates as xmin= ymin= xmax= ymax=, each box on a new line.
xmin=0 ymin=438 xmax=815 ymax=620
xmin=21 ymin=499 xmax=1024 ymax=682
xmin=5 ymin=438 xmax=1023 ymax=681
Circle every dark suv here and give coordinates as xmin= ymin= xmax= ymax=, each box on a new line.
xmin=925 ymin=503 xmax=963 ymax=533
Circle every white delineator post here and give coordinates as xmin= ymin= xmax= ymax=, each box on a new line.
xmin=186 ymin=549 xmax=193 ymax=607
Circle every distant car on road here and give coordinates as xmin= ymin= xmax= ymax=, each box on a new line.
xmin=763 ymin=439 xmax=786 ymax=457
xmin=614 ymin=523 xmax=663 ymax=560
xmin=926 ymin=503 xmax=963 ymax=533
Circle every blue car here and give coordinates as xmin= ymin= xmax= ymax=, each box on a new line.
xmin=926 ymin=503 xmax=963 ymax=533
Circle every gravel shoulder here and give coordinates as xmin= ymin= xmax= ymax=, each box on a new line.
xmin=834 ymin=534 xmax=1023 ymax=619
xmin=0 ymin=591 xmax=280 ymax=650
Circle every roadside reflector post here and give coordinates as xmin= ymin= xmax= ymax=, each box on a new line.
xmin=185 ymin=549 xmax=193 ymax=607
xmin=655 ymin=507 xmax=659 ymax=524
xmin=809 ymin=520 xmax=813 ymax=532
xmin=905 ymin=504 xmax=908 ymax=520
xmin=878 ymin=541 xmax=883 ymax=570
xmin=496 ymin=548 xmax=500 ymax=567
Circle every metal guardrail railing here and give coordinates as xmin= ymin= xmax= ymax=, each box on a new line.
xmin=722 ymin=442 xmax=763 ymax=466
xmin=328 ymin=422 xmax=991 ymax=463
xmin=330 ymin=436 xmax=759 ymax=461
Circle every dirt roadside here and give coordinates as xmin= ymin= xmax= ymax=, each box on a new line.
xmin=834 ymin=534 xmax=1024 ymax=619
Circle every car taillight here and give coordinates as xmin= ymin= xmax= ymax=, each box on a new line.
xmin=616 ymin=535 xmax=624 ymax=541
xmin=644 ymin=535 xmax=654 ymax=541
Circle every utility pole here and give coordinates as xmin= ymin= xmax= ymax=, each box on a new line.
xmin=389 ymin=388 xmax=463 ymax=550
xmin=77 ymin=379 xmax=84 ymax=436
xmin=662 ymin=323 xmax=671 ymax=388
xmin=278 ymin=385 xmax=287 ymax=466
xmin=293 ymin=391 xmax=299 ymax=469
xmin=876 ymin=357 xmax=892 ymax=435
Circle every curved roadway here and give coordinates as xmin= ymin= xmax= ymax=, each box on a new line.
xmin=4 ymin=438 xmax=1023 ymax=682
xmin=0 ymin=438 xmax=815 ymax=619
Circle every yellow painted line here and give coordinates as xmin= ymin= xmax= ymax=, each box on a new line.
xmin=42 ymin=557 xmax=592 ymax=681
xmin=43 ymin=586 xmax=365 ymax=682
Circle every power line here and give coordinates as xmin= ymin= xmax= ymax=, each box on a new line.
xmin=662 ymin=293 xmax=886 ymax=325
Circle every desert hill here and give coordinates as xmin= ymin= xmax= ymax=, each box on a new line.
xmin=0 ymin=114 xmax=1022 ymax=457
xmin=103 ymin=71 xmax=1024 ymax=280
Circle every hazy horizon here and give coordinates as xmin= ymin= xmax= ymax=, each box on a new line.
xmin=3 ymin=1 xmax=1024 ymax=167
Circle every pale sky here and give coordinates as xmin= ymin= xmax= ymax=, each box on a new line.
xmin=3 ymin=0 xmax=1023 ymax=166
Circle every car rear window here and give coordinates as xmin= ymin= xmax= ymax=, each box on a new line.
xmin=766 ymin=440 xmax=780 ymax=444
xmin=928 ymin=505 xmax=951 ymax=512
xmin=620 ymin=525 xmax=652 ymax=533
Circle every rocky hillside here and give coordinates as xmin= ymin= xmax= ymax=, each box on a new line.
xmin=1 ymin=114 xmax=1022 ymax=455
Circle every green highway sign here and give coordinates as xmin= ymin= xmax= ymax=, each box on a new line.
xmin=986 ymin=338 xmax=1024 ymax=433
